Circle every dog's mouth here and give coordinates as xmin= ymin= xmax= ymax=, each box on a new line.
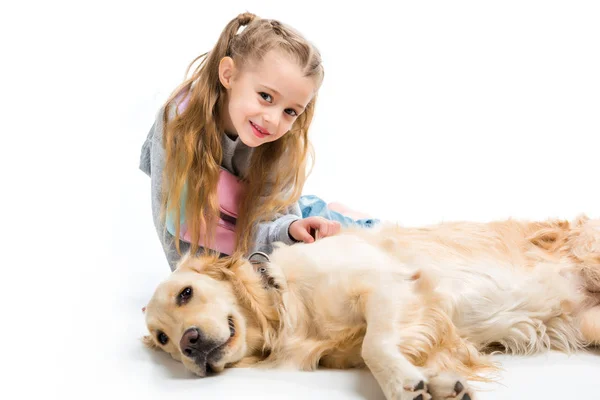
xmin=228 ymin=315 xmax=236 ymax=337
xmin=192 ymin=316 xmax=237 ymax=375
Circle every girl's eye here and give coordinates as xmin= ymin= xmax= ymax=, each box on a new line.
xmin=259 ymin=92 xmax=272 ymax=102
xmin=285 ymin=109 xmax=298 ymax=117
xmin=157 ymin=331 xmax=169 ymax=345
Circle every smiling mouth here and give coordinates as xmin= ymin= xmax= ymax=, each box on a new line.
xmin=250 ymin=121 xmax=270 ymax=137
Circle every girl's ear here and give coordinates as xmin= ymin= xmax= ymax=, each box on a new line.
xmin=218 ymin=56 xmax=236 ymax=89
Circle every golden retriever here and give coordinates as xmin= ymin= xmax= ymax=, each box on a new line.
xmin=143 ymin=214 xmax=600 ymax=400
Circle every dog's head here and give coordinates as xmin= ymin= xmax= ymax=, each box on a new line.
xmin=142 ymin=253 xmax=251 ymax=376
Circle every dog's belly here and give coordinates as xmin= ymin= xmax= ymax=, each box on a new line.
xmin=426 ymin=258 xmax=583 ymax=351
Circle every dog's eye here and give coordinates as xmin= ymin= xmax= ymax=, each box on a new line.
xmin=177 ymin=286 xmax=193 ymax=306
xmin=157 ymin=331 xmax=169 ymax=345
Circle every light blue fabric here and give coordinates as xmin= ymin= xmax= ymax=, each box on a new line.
xmin=165 ymin=183 xmax=188 ymax=238
xmin=298 ymin=195 xmax=379 ymax=229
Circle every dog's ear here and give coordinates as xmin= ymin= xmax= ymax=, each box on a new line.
xmin=141 ymin=335 xmax=159 ymax=350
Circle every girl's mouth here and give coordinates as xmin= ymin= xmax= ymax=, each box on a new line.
xmin=250 ymin=121 xmax=270 ymax=138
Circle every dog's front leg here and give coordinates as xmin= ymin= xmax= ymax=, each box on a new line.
xmin=361 ymin=290 xmax=431 ymax=400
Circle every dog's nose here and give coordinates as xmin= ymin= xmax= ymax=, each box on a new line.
xmin=180 ymin=327 xmax=217 ymax=358
xmin=180 ymin=328 xmax=200 ymax=357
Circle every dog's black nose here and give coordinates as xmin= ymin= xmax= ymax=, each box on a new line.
xmin=180 ymin=327 xmax=218 ymax=358
xmin=180 ymin=328 xmax=201 ymax=357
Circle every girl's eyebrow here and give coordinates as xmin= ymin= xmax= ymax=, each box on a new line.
xmin=260 ymin=84 xmax=306 ymax=111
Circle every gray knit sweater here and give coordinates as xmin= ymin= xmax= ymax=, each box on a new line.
xmin=139 ymin=107 xmax=301 ymax=270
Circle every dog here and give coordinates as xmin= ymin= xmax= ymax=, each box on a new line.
xmin=143 ymin=214 xmax=600 ymax=400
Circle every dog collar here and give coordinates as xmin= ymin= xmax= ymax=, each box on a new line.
xmin=248 ymin=252 xmax=279 ymax=289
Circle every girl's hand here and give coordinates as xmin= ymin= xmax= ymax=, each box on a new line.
xmin=289 ymin=217 xmax=341 ymax=243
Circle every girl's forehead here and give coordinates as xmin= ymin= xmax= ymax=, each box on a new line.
xmin=242 ymin=50 xmax=316 ymax=107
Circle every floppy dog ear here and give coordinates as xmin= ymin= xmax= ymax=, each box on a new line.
xmin=141 ymin=335 xmax=159 ymax=350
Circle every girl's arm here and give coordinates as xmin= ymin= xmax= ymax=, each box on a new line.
xmin=250 ymin=202 xmax=303 ymax=255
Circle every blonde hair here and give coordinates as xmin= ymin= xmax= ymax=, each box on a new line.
xmin=161 ymin=12 xmax=324 ymax=256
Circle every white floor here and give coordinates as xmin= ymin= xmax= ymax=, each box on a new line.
xmin=127 ymin=349 xmax=600 ymax=399
xmin=4 ymin=1 xmax=600 ymax=399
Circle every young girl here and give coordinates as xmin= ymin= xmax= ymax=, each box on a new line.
xmin=139 ymin=12 xmax=378 ymax=270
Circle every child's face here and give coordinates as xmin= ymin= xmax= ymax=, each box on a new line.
xmin=219 ymin=50 xmax=317 ymax=147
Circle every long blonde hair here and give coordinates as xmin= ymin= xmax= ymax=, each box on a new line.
xmin=161 ymin=12 xmax=324 ymax=257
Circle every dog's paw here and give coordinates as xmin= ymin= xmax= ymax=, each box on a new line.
xmin=396 ymin=379 xmax=432 ymax=400
xmin=426 ymin=373 xmax=474 ymax=400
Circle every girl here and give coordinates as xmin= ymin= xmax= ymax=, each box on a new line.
xmin=139 ymin=12 xmax=378 ymax=270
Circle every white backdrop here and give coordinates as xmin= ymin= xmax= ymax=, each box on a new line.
xmin=2 ymin=1 xmax=599 ymax=399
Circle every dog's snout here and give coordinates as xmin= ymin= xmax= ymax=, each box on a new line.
xmin=180 ymin=327 xmax=219 ymax=358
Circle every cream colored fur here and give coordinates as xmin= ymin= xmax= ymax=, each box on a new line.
xmin=144 ymin=214 xmax=600 ymax=400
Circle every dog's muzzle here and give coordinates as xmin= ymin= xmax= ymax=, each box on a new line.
xmin=180 ymin=327 xmax=227 ymax=375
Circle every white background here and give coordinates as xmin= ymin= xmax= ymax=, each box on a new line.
xmin=2 ymin=0 xmax=599 ymax=399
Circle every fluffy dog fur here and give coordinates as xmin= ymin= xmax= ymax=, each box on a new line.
xmin=143 ymin=214 xmax=600 ymax=400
